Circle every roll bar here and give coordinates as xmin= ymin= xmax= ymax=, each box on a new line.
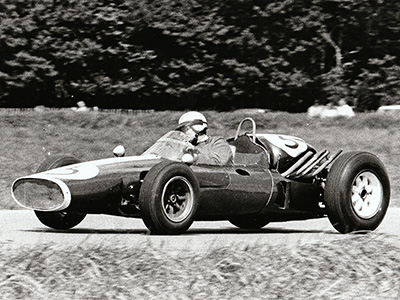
xmin=234 ymin=117 xmax=257 ymax=143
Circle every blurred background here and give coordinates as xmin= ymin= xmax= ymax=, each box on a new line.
xmin=0 ymin=0 xmax=399 ymax=112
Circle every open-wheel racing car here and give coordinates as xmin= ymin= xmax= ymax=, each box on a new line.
xmin=11 ymin=118 xmax=390 ymax=235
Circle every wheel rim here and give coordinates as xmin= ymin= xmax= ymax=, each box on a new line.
xmin=351 ymin=171 xmax=383 ymax=219
xmin=161 ymin=176 xmax=194 ymax=223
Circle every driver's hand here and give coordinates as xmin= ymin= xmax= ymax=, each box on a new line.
xmin=184 ymin=143 xmax=199 ymax=157
xmin=184 ymin=143 xmax=195 ymax=153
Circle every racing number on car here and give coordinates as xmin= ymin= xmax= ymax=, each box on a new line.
xmin=266 ymin=135 xmax=308 ymax=158
xmin=43 ymin=165 xmax=100 ymax=180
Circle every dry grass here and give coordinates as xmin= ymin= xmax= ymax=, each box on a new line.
xmin=0 ymin=233 xmax=399 ymax=299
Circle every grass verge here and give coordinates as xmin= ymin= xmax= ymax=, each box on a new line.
xmin=0 ymin=233 xmax=399 ymax=300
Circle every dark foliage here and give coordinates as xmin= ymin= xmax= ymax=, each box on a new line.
xmin=0 ymin=0 xmax=399 ymax=111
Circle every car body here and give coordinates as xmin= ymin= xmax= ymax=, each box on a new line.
xmin=11 ymin=118 xmax=390 ymax=234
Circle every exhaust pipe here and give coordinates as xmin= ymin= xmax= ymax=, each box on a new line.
xmin=309 ymin=149 xmax=343 ymax=177
xmin=281 ymin=151 xmax=314 ymax=178
xmin=294 ymin=150 xmax=330 ymax=178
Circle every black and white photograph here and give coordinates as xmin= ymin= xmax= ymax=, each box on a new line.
xmin=1 ymin=0 xmax=399 ymax=299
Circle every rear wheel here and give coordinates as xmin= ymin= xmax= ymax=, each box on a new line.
xmin=139 ymin=161 xmax=200 ymax=235
xmin=229 ymin=216 xmax=269 ymax=229
xmin=34 ymin=155 xmax=86 ymax=230
xmin=324 ymin=152 xmax=390 ymax=233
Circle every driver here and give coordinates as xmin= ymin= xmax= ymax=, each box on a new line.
xmin=176 ymin=111 xmax=233 ymax=165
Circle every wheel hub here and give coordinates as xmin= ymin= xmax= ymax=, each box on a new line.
xmin=169 ymin=194 xmax=177 ymax=204
xmin=351 ymin=171 xmax=383 ymax=219
xmin=162 ymin=176 xmax=194 ymax=223
xmin=360 ymin=188 xmax=369 ymax=200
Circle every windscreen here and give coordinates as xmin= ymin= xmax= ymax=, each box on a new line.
xmin=141 ymin=131 xmax=191 ymax=161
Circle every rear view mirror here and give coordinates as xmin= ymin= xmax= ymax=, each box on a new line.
xmin=113 ymin=145 xmax=125 ymax=157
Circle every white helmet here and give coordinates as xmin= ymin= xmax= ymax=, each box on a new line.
xmin=178 ymin=111 xmax=208 ymax=133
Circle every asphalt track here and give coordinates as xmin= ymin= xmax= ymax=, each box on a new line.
xmin=1 ymin=208 xmax=399 ymax=253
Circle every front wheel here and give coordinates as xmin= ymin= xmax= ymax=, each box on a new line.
xmin=35 ymin=211 xmax=87 ymax=230
xmin=324 ymin=151 xmax=390 ymax=233
xmin=139 ymin=161 xmax=200 ymax=235
xmin=229 ymin=216 xmax=269 ymax=229
xmin=34 ymin=154 xmax=87 ymax=229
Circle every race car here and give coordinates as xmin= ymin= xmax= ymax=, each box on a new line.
xmin=11 ymin=117 xmax=390 ymax=235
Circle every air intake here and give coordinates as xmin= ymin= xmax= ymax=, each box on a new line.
xmin=12 ymin=177 xmax=71 ymax=211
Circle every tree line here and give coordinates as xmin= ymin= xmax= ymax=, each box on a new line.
xmin=0 ymin=0 xmax=399 ymax=112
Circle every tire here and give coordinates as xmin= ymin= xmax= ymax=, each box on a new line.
xmin=324 ymin=151 xmax=390 ymax=233
xmin=35 ymin=210 xmax=87 ymax=230
xmin=139 ymin=161 xmax=200 ymax=235
xmin=34 ymin=155 xmax=87 ymax=230
xmin=229 ymin=216 xmax=270 ymax=229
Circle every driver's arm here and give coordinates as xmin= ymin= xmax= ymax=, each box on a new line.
xmin=195 ymin=137 xmax=233 ymax=165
